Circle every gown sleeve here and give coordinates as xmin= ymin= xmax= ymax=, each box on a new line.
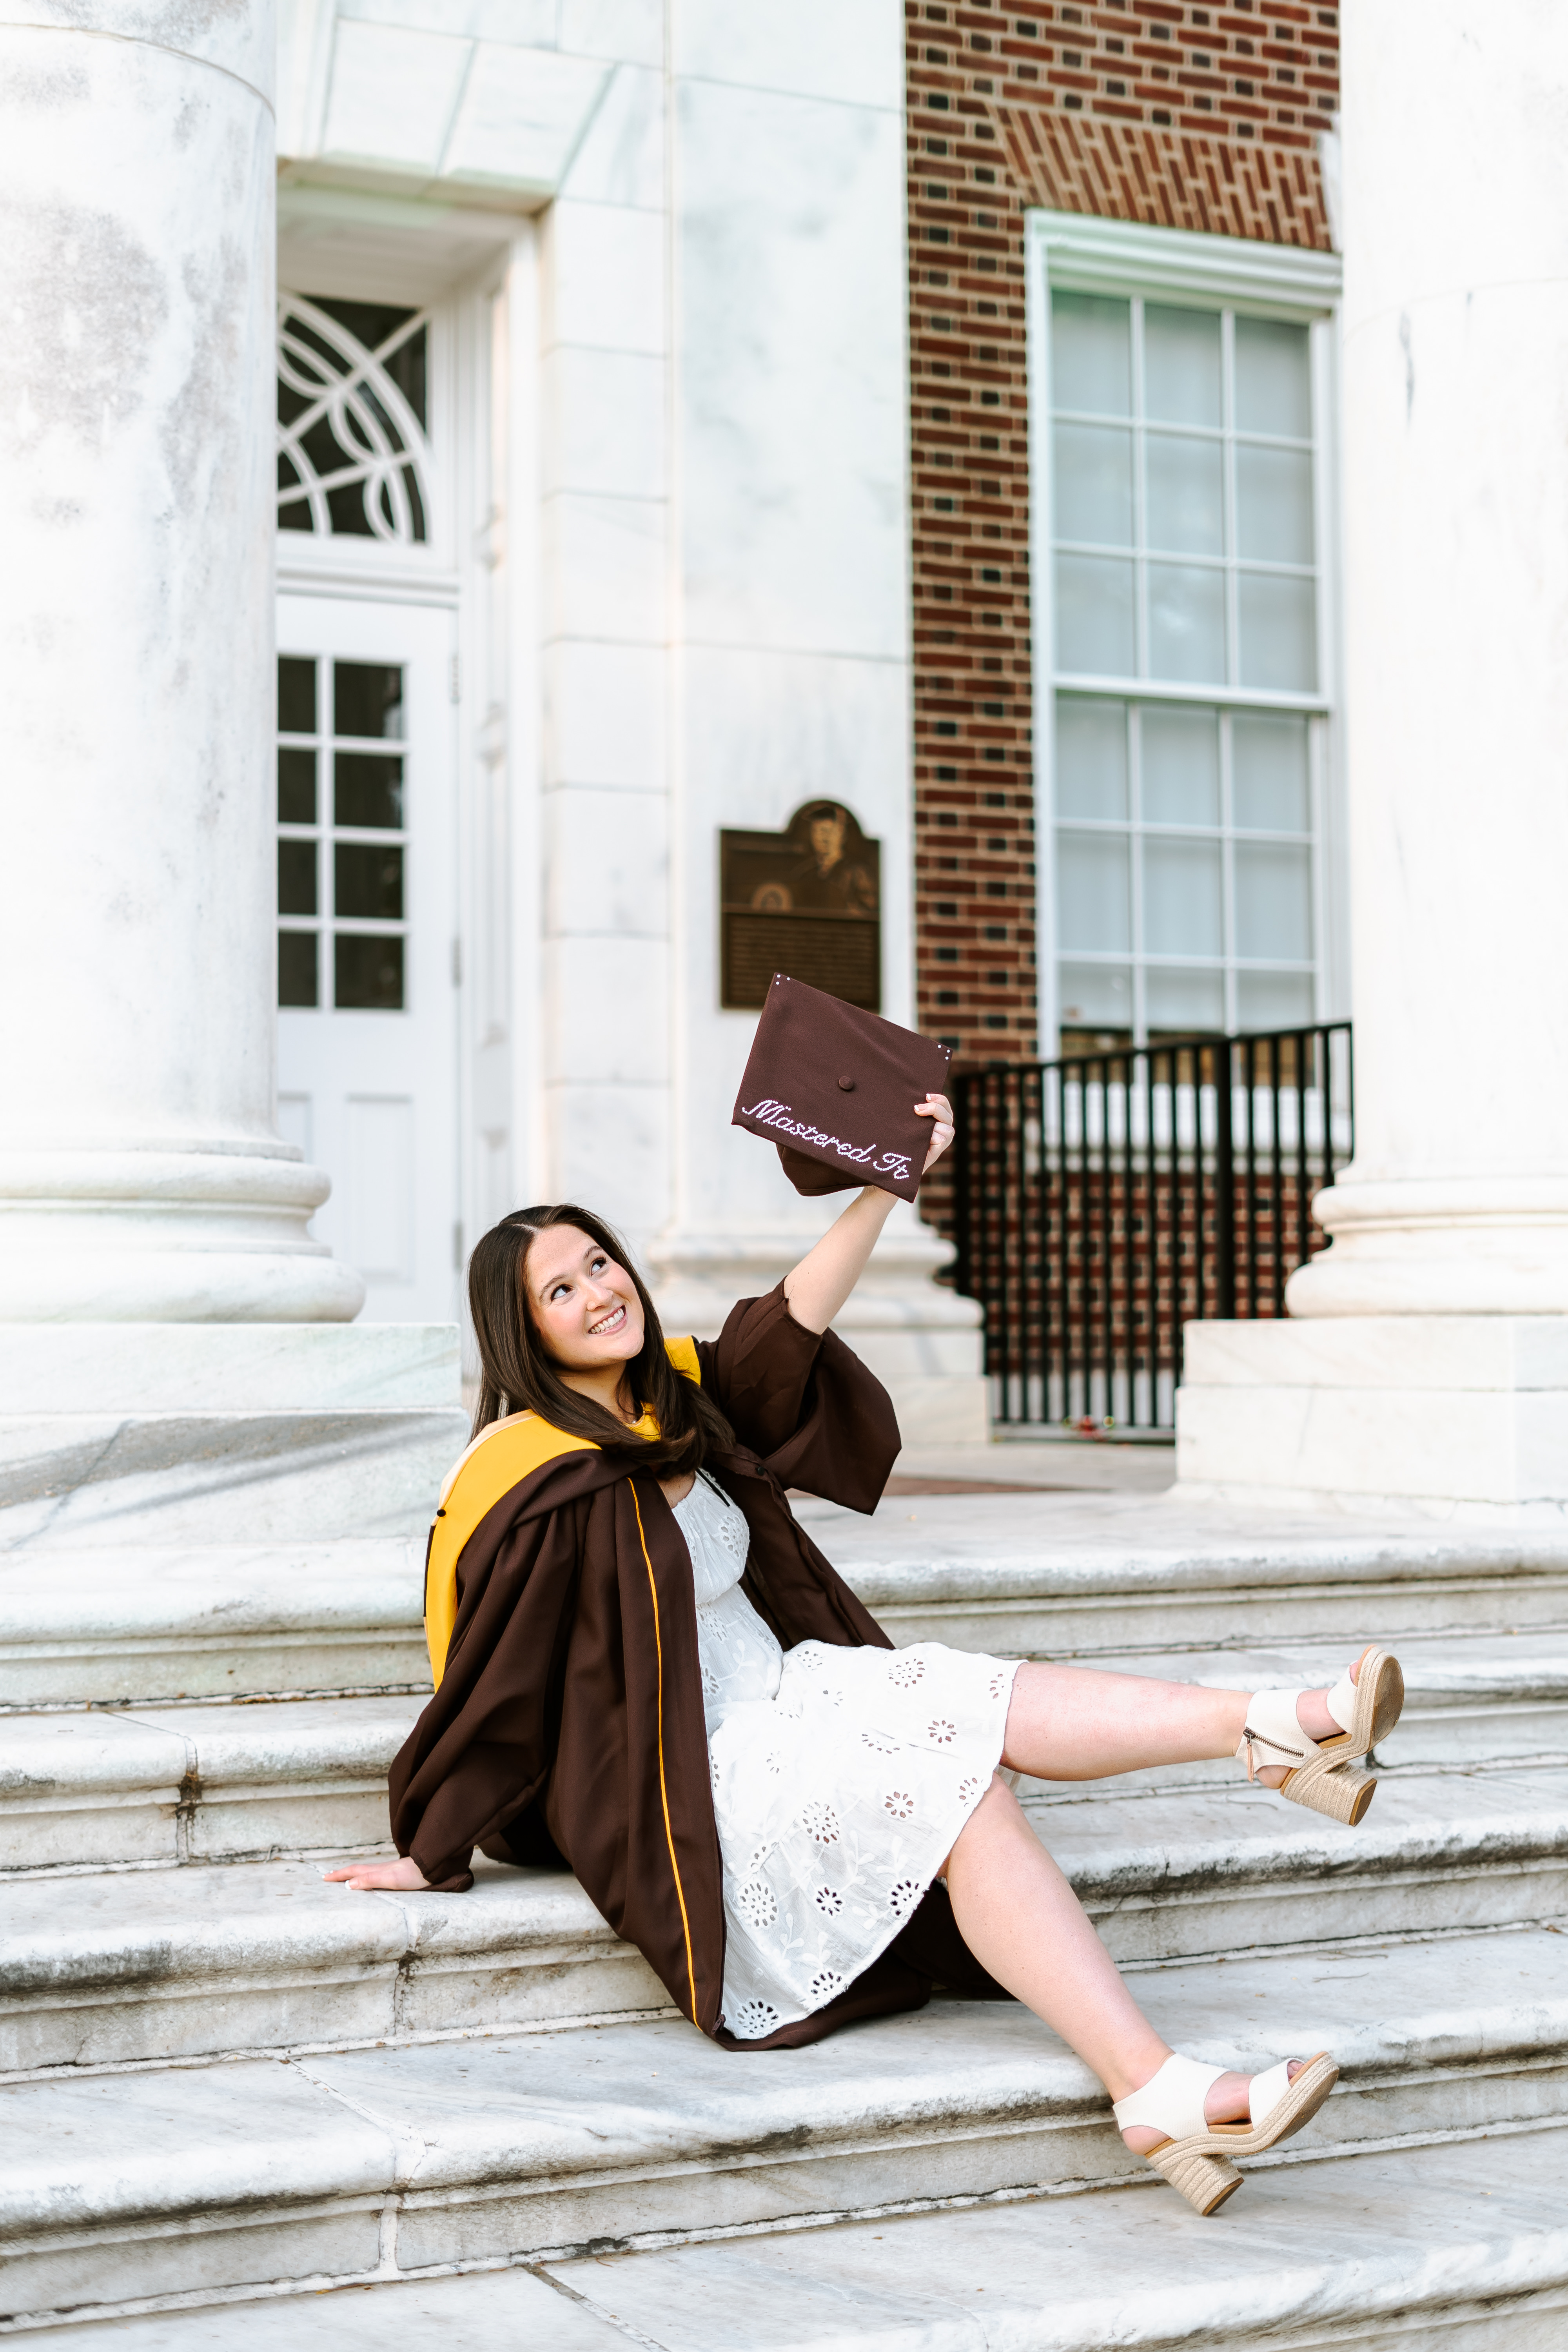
xmin=695 ymin=1280 xmax=900 ymax=1514
xmin=388 ymin=1489 xmax=589 ymax=1889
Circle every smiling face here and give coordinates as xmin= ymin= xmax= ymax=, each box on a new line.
xmin=523 ymin=1223 xmax=646 ymax=1385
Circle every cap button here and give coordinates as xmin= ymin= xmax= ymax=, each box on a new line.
xmin=837 ymin=1076 xmax=855 ymax=1092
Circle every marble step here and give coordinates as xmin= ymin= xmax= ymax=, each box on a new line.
xmin=7 ymin=1768 xmax=1568 ymax=2072
xmin=31 ymin=2125 xmax=1568 ymax=2352
xmin=0 ymin=1697 xmax=421 ymax=1875
xmin=6 ymin=1629 xmax=1568 ymax=1881
xmin=0 ymin=1544 xmax=427 ymax=1710
xmin=6 ymin=1520 xmax=1568 ymax=1711
xmin=807 ymin=1490 xmax=1568 ymax=1653
xmin=1023 ymin=1764 xmax=1568 ymax=1964
xmin=2 ymin=1931 xmax=1565 ymax=2326
xmin=0 ymin=1857 xmax=666 ymax=2075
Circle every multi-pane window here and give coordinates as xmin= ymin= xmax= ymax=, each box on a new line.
xmin=277 ymin=657 xmax=408 ymax=1011
xmin=1048 ymin=287 xmax=1324 ymax=1046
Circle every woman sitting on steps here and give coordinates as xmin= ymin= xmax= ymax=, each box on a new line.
xmin=328 ymin=1095 xmax=1405 ymax=2220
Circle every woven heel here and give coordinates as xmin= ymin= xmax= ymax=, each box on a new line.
xmin=1112 ymin=2049 xmax=1339 ymax=2219
xmin=1296 ymin=1761 xmax=1377 ymax=1826
xmin=1147 ymin=2142 xmax=1243 ymax=2217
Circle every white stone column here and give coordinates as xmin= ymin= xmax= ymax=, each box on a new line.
xmin=0 ymin=0 xmax=360 ymax=1321
xmin=1176 ymin=0 xmax=1568 ymax=1514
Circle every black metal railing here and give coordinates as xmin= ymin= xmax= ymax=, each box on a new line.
xmin=951 ymin=1024 xmax=1354 ymax=1434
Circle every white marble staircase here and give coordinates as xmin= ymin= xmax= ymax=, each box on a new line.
xmin=3 ymin=1469 xmax=1568 ymax=2345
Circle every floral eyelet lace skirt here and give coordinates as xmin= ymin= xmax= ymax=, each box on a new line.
xmin=709 ymin=1639 xmax=1020 ymax=2041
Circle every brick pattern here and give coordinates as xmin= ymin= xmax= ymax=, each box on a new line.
xmin=907 ymin=0 xmax=1340 ymax=1082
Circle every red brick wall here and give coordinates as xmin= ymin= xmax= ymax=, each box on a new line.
xmin=908 ymin=0 xmax=1340 ymax=1095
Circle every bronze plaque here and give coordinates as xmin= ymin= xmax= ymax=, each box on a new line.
xmin=720 ymin=801 xmax=881 ymax=1012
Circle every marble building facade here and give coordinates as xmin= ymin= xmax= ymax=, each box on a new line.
xmin=7 ymin=0 xmax=1568 ymax=1515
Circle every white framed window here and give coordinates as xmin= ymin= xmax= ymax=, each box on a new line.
xmin=1026 ymin=212 xmax=1343 ymax=1050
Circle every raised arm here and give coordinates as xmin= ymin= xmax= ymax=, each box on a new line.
xmin=782 ymin=1091 xmax=955 ymax=1334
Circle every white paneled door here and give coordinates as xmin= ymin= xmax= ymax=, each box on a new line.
xmin=276 ymin=593 xmax=459 ymax=1323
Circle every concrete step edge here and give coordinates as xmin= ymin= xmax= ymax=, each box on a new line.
xmin=12 ymin=2126 xmax=1568 ymax=2348
xmin=2 ymin=1945 xmax=1567 ymax=2252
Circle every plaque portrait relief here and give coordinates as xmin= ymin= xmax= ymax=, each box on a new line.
xmin=720 ymin=802 xmax=881 ymax=1011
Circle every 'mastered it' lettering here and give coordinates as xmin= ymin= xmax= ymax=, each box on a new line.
xmin=739 ymin=1100 xmax=912 ymax=1181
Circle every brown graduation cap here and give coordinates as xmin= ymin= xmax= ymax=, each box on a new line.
xmin=732 ymin=975 xmax=954 ymax=1204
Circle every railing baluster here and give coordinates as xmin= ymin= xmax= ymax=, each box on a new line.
xmin=1071 ymin=1057 xmax=1085 ymax=1425
xmin=1120 ymin=1048 xmax=1134 ymax=1430
xmin=1049 ymin=1059 xmax=1063 ymax=1425
xmin=1295 ymin=1029 xmax=1312 ymax=1283
xmin=1270 ymin=1031 xmax=1285 ymax=1317
xmin=1214 ymin=1037 xmax=1236 ymax=1327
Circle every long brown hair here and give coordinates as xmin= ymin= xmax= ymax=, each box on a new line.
xmin=467 ymin=1203 xmax=735 ymax=1480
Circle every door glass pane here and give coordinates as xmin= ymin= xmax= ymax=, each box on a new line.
xmin=1058 ymin=962 xmax=1131 ymax=1027
xmin=1142 ymin=705 xmax=1220 ymax=825
xmin=1235 ymin=316 xmax=1311 ymax=438
xmin=1233 ymin=711 xmax=1309 ymax=830
xmin=1144 ymin=836 xmax=1223 ymax=956
xmin=1236 ymin=443 xmax=1314 ymax=563
xmin=1238 ymin=572 xmax=1316 ymax=691
xmin=1056 ymin=698 xmax=1127 ymax=818
xmin=1235 ymin=840 xmax=1312 ymax=959
xmin=278 ymin=747 xmax=316 ymax=824
xmin=278 ymin=838 xmax=317 ymax=916
xmin=1053 ymin=423 xmax=1133 ymax=546
xmin=1146 ymin=964 xmax=1224 ymax=1033
xmin=336 ymin=843 xmax=405 ymax=921
xmin=336 ymin=754 xmax=405 ymax=829
xmin=1055 ymin=555 xmax=1135 ymax=675
xmin=1146 ymin=432 xmax=1223 ymax=556
xmin=278 ymin=930 xmax=318 ymax=1008
xmin=1144 ymin=304 xmax=1221 ymax=426
xmin=1237 ymin=969 xmax=1314 ymax=1029
xmin=1148 ymin=563 xmax=1225 ymax=683
xmin=1051 ymin=291 xmax=1131 ymax=415
xmin=335 ymin=934 xmax=405 ymax=1010
xmin=1057 ymin=831 xmax=1131 ymax=951
xmin=334 ymin=662 xmax=404 ymax=741
xmin=278 ymin=655 xmax=316 ymax=734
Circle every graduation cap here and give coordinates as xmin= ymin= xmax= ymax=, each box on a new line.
xmin=731 ymin=975 xmax=954 ymax=1203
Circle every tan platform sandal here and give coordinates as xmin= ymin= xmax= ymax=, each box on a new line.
xmin=1237 ymin=1644 xmax=1405 ymax=1826
xmin=1112 ymin=2050 xmax=1339 ymax=2216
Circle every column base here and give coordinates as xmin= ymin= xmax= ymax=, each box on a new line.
xmin=1176 ymin=1316 xmax=1568 ymax=1523
xmin=647 ymin=1220 xmax=989 ymax=1449
xmin=0 ymin=1148 xmax=364 ymax=1321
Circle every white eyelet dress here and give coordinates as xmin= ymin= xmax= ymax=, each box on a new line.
xmin=672 ymin=1472 xmax=1021 ymax=2042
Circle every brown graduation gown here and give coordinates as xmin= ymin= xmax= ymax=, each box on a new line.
xmin=388 ymin=1283 xmax=1008 ymax=2050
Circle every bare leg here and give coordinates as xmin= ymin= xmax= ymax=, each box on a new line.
xmin=943 ymin=1777 xmax=1307 ymax=2154
xmin=944 ymin=1777 xmax=1169 ymax=2101
xmin=1000 ymin=1657 xmax=1359 ymax=1790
